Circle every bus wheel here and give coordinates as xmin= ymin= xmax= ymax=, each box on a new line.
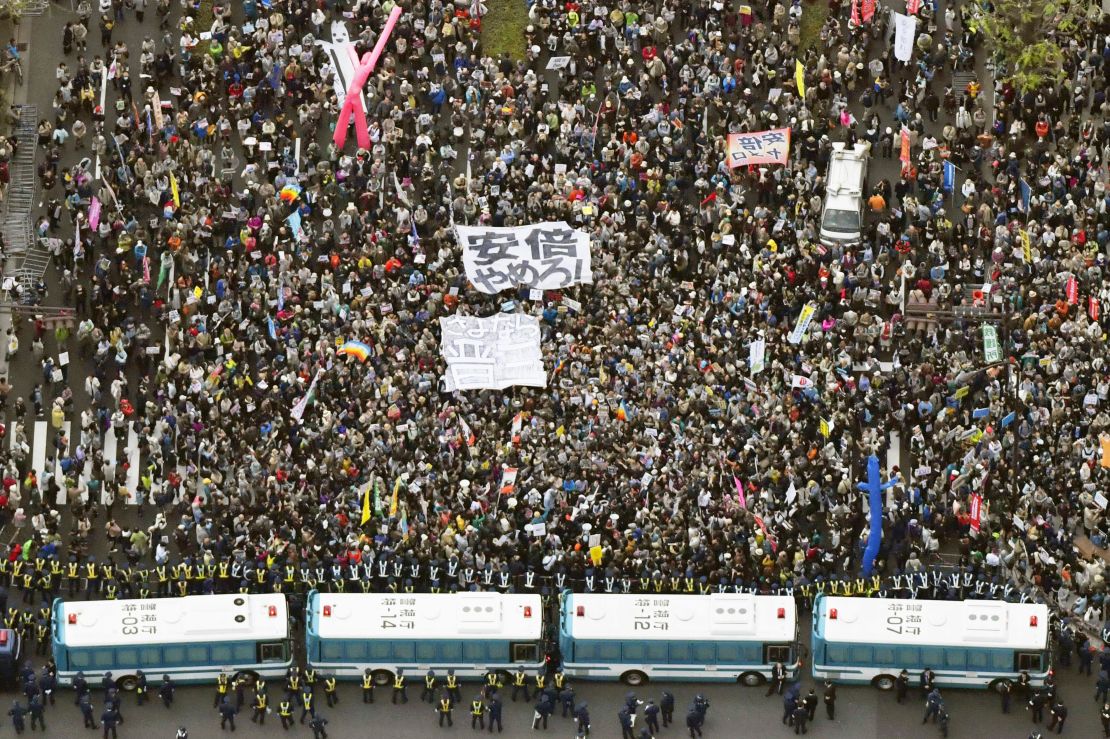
xmin=233 ymin=671 xmax=259 ymax=688
xmin=989 ymin=679 xmax=1012 ymax=694
xmin=872 ymin=675 xmax=896 ymax=691
xmin=116 ymin=675 xmax=139 ymax=691
xmin=371 ymin=670 xmax=393 ymax=687
xmin=739 ymin=672 xmax=765 ymax=687
xmin=620 ymin=671 xmax=648 ymax=687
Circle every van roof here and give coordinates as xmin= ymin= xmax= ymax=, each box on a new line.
xmin=826 ymin=144 xmax=868 ymax=196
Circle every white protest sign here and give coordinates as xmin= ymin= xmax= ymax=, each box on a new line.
xmin=893 ymin=12 xmax=916 ymax=62
xmin=440 ymin=314 xmax=547 ymax=391
xmin=456 ymin=221 xmax=593 ymax=294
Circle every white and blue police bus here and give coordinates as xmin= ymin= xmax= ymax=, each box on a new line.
xmin=52 ymin=594 xmax=293 ymax=689
xmin=811 ymin=594 xmax=1053 ymax=691
xmin=558 ymin=593 xmax=800 ymax=686
xmin=306 ymin=591 xmax=546 ymax=684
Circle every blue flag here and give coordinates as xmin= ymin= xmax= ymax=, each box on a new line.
xmin=942 ymin=160 xmax=955 ymax=192
xmin=1019 ymin=178 xmax=1031 ymax=212
xmin=972 ymin=407 xmax=990 ymax=419
xmin=1001 ymin=411 xmax=1016 ymax=428
xmin=286 ymin=210 xmax=302 ymax=240
xmin=268 ymin=316 xmax=277 ymax=341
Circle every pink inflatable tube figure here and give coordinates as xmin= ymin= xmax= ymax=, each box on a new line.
xmin=333 ymin=5 xmax=404 ymax=150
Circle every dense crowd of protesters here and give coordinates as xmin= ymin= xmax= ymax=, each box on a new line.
xmin=0 ymin=0 xmax=1105 ymax=666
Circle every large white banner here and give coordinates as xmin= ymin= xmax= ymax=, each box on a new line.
xmin=893 ymin=12 xmax=916 ymax=62
xmin=456 ymin=221 xmax=593 ymax=294
xmin=788 ymin=303 xmax=817 ymax=345
xmin=749 ymin=337 xmax=766 ymax=374
xmin=440 ymin=314 xmax=547 ymax=391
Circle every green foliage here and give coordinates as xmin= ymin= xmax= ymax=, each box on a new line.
xmin=976 ymin=0 xmax=1094 ymax=93
xmin=481 ymin=0 xmax=528 ymax=61
xmin=0 ymin=0 xmax=28 ymax=20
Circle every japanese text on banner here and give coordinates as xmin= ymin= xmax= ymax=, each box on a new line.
xmin=456 ymin=221 xmax=593 ymax=294
xmin=726 ymin=127 xmax=792 ymax=168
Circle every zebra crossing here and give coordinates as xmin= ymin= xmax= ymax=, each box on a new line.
xmin=10 ymin=417 xmax=146 ymax=507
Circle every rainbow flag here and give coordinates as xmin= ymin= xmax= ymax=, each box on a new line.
xmin=615 ymin=400 xmax=629 ymax=421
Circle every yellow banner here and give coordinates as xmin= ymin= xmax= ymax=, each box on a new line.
xmin=795 ymin=60 xmax=806 ymax=99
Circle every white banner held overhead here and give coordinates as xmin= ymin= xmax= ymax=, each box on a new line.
xmin=456 ymin=221 xmax=593 ymax=294
xmin=749 ymin=337 xmax=766 ymax=374
xmin=291 ymin=368 xmax=325 ymax=422
xmin=893 ymin=12 xmax=916 ymax=62
xmin=787 ymin=303 xmax=817 ymax=345
xmin=440 ymin=314 xmax=547 ymax=391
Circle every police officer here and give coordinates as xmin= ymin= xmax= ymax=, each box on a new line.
xmin=100 ymin=704 xmax=119 ymax=739
xmin=361 ymin=669 xmax=375 ymax=704
xmin=422 ymin=670 xmax=438 ymax=704
xmin=392 ymin=669 xmax=408 ymax=704
xmin=643 ymin=699 xmax=660 ymax=733
xmin=299 ymin=686 xmax=315 ymax=724
xmin=234 ymin=675 xmax=248 ymax=710
xmin=660 ymin=691 xmax=674 ymax=727
xmin=176 ymin=728 xmax=188 ymax=739
xmin=574 ymin=702 xmax=590 ymax=737
xmin=286 ymin=668 xmax=302 ymax=697
xmin=470 ymin=694 xmax=486 ymax=730
xmin=560 ymin=684 xmax=577 ymax=718
xmin=534 ymin=670 xmax=546 ymax=699
xmin=105 ymin=688 xmax=124 ymax=725
xmin=532 ymin=693 xmax=553 ymax=730
xmin=278 ymin=694 xmax=294 ymax=730
xmin=79 ymin=694 xmax=97 ymax=729
xmin=792 ymin=701 xmax=809 ymax=735
xmin=938 ymin=709 xmax=950 ymax=738
xmin=1046 ymin=699 xmax=1067 ymax=733
xmin=214 ymin=672 xmax=230 ymax=708
xmin=160 ymin=675 xmax=175 ymax=708
xmin=1000 ymin=678 xmax=1012 ymax=713
xmin=487 ymin=692 xmax=503 ymax=733
xmin=923 ymin=688 xmax=943 ymax=723
xmin=895 ymin=669 xmax=910 ymax=703
xmin=511 ymin=668 xmax=529 ymax=703
xmin=309 ymin=713 xmax=329 ymax=739
xmin=766 ymin=661 xmax=786 ymax=696
xmin=9 ymin=700 xmax=26 ymax=734
xmin=251 ymin=689 xmax=268 ymax=724
xmin=437 ymin=690 xmax=454 ymax=727
xmin=73 ymin=671 xmax=89 ymax=705
xmin=685 ymin=706 xmax=703 ymax=738
xmin=783 ymin=691 xmax=798 ymax=726
xmin=803 ymin=688 xmax=818 ymax=721
xmin=823 ymin=680 xmax=837 ymax=720
xmin=218 ymin=698 xmax=238 ymax=731
xmin=1100 ymin=701 xmax=1110 ymax=737
xmin=323 ymin=675 xmax=338 ymax=707
xmin=39 ymin=668 xmax=55 ymax=707
xmin=1029 ymin=690 xmax=1048 ymax=723
xmin=133 ymin=670 xmax=147 ymax=706
xmin=446 ymin=669 xmax=461 ymax=706
xmin=617 ymin=706 xmax=635 ymax=739
xmin=27 ymin=694 xmax=44 ymax=732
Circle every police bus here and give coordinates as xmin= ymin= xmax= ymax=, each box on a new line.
xmin=52 ymin=594 xmax=293 ymax=689
xmin=306 ymin=591 xmax=546 ymax=685
xmin=558 ymin=593 xmax=799 ymax=686
xmin=811 ymin=594 xmax=1053 ymax=691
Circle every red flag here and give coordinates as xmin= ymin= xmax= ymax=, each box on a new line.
xmin=850 ymin=0 xmax=861 ymax=24
xmin=899 ymin=127 xmax=911 ymax=163
xmin=907 ymin=0 xmax=921 ymax=14
xmin=1066 ymin=275 xmax=1078 ymax=305
xmin=1090 ymin=296 xmax=1100 ymax=322
xmin=861 ymin=0 xmax=876 ymax=22
xmin=969 ymin=493 xmax=983 ymax=534
xmin=700 ymin=191 xmax=717 ymax=207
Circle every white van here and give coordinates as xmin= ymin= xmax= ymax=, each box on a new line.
xmin=819 ymin=143 xmax=869 ymax=247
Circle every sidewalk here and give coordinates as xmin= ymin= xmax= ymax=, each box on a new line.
xmin=0 ymin=11 xmax=33 ymax=384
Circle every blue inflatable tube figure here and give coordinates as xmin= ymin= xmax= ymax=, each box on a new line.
xmin=857 ymin=454 xmax=900 ymax=576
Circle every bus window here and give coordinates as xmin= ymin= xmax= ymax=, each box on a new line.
xmin=187 ymin=646 xmax=209 ymax=665
xmin=598 ymin=643 xmax=620 ymax=661
xmin=322 ymin=642 xmax=343 ymax=661
xmin=70 ymin=651 xmax=91 ymax=669
xmin=716 ymin=643 xmax=742 ymax=663
xmin=369 ymin=642 xmax=392 ymax=660
xmin=872 ymin=646 xmax=895 ymax=666
xmin=416 ymin=642 xmax=437 ymax=661
xmin=1015 ymin=652 xmax=1042 ymax=672
xmin=989 ymin=651 xmax=1011 ymax=671
xmin=394 ymin=642 xmax=415 ymax=661
xmin=692 ymin=643 xmax=715 ymax=663
xmin=343 ymin=642 xmax=367 ymax=661
xmin=92 ymin=650 xmax=115 ymax=669
xmin=511 ymin=643 xmax=539 ymax=663
xmin=211 ymin=645 xmax=233 ymax=664
xmin=826 ymin=645 xmax=849 ymax=664
xmin=258 ymin=639 xmax=286 ymax=661
xmin=668 ymin=643 xmax=692 ymax=664
xmin=163 ymin=646 xmax=186 ymax=664
xmin=138 ymin=648 xmax=162 ymax=667
xmin=462 ymin=642 xmax=486 ymax=661
xmin=622 ymin=643 xmax=646 ymax=661
xmin=943 ymin=650 xmax=965 ymax=670
xmin=920 ymin=647 xmax=944 ymax=668
xmin=645 ymin=642 xmax=668 ymax=662
xmin=232 ymin=644 xmax=254 ymax=663
xmin=967 ymin=650 xmax=988 ymax=669
xmin=849 ymin=646 xmax=872 ymax=665
xmin=115 ymin=648 xmax=138 ymax=667
xmin=764 ymin=644 xmax=792 ymax=665
xmin=896 ymin=647 xmax=919 ymax=666
xmin=440 ymin=642 xmax=462 ymax=661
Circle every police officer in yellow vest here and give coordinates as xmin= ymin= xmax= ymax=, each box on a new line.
xmin=361 ymin=669 xmax=375 ymax=703
xmin=421 ymin=670 xmax=438 ymax=704
xmin=323 ymin=675 xmax=338 ymax=707
xmin=278 ymin=696 xmax=294 ymax=730
xmin=511 ymin=668 xmax=530 ymax=702
xmin=437 ymin=690 xmax=454 ymax=727
xmin=251 ymin=689 xmax=267 ymax=724
xmin=470 ymin=694 xmax=486 ymax=730
xmin=445 ymin=669 xmax=461 ymax=705
xmin=392 ymin=669 xmax=407 ymax=704
xmin=214 ymin=672 xmax=230 ymax=708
